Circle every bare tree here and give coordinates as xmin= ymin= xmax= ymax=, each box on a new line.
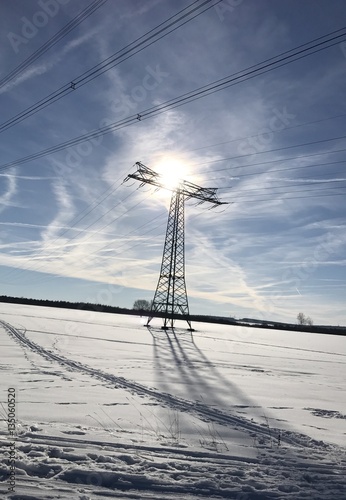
xmin=305 ymin=316 xmax=313 ymax=326
xmin=297 ymin=312 xmax=306 ymax=325
xmin=297 ymin=312 xmax=313 ymax=326
xmin=133 ymin=299 xmax=151 ymax=312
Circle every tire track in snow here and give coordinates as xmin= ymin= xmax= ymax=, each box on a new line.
xmin=0 ymin=319 xmax=325 ymax=448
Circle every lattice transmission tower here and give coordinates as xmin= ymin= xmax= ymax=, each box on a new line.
xmin=124 ymin=162 xmax=228 ymax=330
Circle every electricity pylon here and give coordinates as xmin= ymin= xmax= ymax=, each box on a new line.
xmin=124 ymin=162 xmax=228 ymax=330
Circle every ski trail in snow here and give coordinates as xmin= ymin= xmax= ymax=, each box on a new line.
xmin=1 ymin=319 xmax=346 ymax=499
xmin=1 ymin=425 xmax=346 ymax=500
xmin=0 ymin=320 xmax=336 ymax=449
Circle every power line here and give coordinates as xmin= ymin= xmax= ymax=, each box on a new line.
xmin=0 ymin=0 xmax=108 ymax=90
xmin=1 ymin=182 xmax=218 ymax=285
xmin=207 ymin=159 xmax=346 ymax=184
xmin=0 ymin=0 xmax=220 ymax=133
xmin=3 ymin=181 xmax=344 ymax=286
xmin=59 ymin=181 xmax=335 ymax=285
xmin=62 ymin=178 xmax=126 ymax=230
xmin=1 ymin=158 xmax=168 ymax=283
xmin=75 ymin=0 xmax=219 ymax=88
xmin=227 ymin=184 xmax=346 ymax=198
xmin=2 ymin=159 xmax=345 ymax=282
xmin=0 ymin=186 xmax=137 ymax=282
xmin=222 ymin=184 xmax=346 ymax=202
xmin=1 ymin=177 xmax=172 ymax=284
xmin=2 ymin=152 xmax=345 ymax=281
xmin=1 ymin=205 xmax=240 ymax=288
xmin=2 ymin=128 xmax=345 ymax=177
xmin=1 ymin=26 xmax=345 ymax=173
xmin=0 ymin=163 xmax=134 ymax=280
xmin=193 ymin=139 xmax=346 ymax=173
xmin=223 ymin=191 xmax=346 ymax=204
xmin=167 ymin=112 xmax=346 ymax=156
xmin=200 ymin=151 xmax=346 ymax=177
xmin=218 ymin=178 xmax=346 ymax=192
xmin=2 ymin=209 xmax=168 ymax=286
xmin=0 ymin=160 xmax=143 ymax=286
xmin=76 ymin=211 xmax=168 ymax=267
xmin=132 ymin=28 xmax=346 ymax=122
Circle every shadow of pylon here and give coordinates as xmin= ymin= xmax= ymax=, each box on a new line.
xmin=148 ymin=324 xmax=263 ymax=416
xmin=146 ymin=324 xmax=194 ymax=340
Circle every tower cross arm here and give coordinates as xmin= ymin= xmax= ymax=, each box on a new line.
xmin=124 ymin=161 xmax=162 ymax=189
xmin=181 ymin=180 xmax=227 ymax=206
xmin=124 ymin=162 xmax=229 ymax=207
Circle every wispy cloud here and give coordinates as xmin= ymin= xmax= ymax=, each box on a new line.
xmin=41 ymin=181 xmax=75 ymax=244
xmin=0 ymin=172 xmax=17 ymax=213
xmin=0 ymin=173 xmax=56 ymax=180
xmin=0 ymin=1 xmax=345 ymax=324
xmin=0 ymin=28 xmax=100 ymax=94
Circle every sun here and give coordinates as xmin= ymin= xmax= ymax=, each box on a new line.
xmin=155 ymin=158 xmax=186 ymax=191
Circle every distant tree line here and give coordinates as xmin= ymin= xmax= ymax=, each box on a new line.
xmin=0 ymin=296 xmax=153 ymax=317
xmin=0 ymin=295 xmax=132 ymax=315
xmin=0 ymin=295 xmax=345 ymax=336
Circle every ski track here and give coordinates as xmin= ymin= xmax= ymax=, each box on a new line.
xmin=1 ymin=429 xmax=346 ymax=500
xmin=1 ymin=319 xmax=346 ymax=499
xmin=0 ymin=320 xmax=309 ymax=447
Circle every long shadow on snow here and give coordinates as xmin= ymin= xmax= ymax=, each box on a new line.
xmin=150 ymin=327 xmax=265 ymax=424
xmin=149 ymin=327 xmax=343 ymax=453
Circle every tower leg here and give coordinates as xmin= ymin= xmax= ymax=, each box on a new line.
xmin=147 ymin=189 xmax=192 ymax=330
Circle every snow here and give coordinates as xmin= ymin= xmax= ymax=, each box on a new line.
xmin=0 ymin=302 xmax=345 ymax=499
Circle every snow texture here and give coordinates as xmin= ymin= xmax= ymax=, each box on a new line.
xmin=0 ymin=303 xmax=345 ymax=499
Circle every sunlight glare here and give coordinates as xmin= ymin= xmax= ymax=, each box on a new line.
xmin=156 ymin=158 xmax=186 ymax=191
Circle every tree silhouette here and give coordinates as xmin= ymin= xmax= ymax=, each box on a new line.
xmin=297 ymin=312 xmax=313 ymax=326
xmin=133 ymin=299 xmax=151 ymax=312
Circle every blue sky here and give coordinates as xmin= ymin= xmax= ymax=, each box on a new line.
xmin=0 ymin=0 xmax=346 ymax=325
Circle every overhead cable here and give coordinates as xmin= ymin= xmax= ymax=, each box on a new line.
xmin=0 ymin=0 xmax=108 ymax=90
xmin=0 ymin=0 xmax=221 ymax=133
xmin=1 ymin=26 xmax=346 ymax=172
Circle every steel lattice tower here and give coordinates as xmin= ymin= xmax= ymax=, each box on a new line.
xmin=124 ymin=162 xmax=228 ymax=330
xmin=149 ymin=188 xmax=190 ymax=329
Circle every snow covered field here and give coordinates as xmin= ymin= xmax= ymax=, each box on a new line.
xmin=0 ymin=302 xmax=345 ymax=499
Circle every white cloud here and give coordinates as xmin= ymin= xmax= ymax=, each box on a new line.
xmin=41 ymin=180 xmax=75 ymax=244
xmin=0 ymin=172 xmax=17 ymax=213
